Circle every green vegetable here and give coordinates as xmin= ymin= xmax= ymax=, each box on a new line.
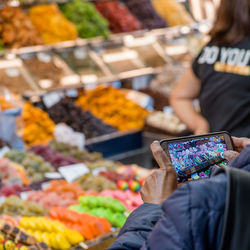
xmin=59 ymin=0 xmax=110 ymax=38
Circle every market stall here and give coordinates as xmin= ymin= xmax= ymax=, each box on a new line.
xmin=0 ymin=0 xmax=210 ymax=248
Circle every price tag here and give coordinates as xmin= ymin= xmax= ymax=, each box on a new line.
xmin=65 ymin=89 xmax=78 ymax=98
xmin=132 ymin=75 xmax=149 ymax=90
xmin=60 ymin=75 xmax=80 ymax=86
xmin=58 ymin=163 xmax=90 ymax=183
xmin=81 ymin=74 xmax=98 ymax=84
xmin=0 ymin=146 xmax=10 ymax=158
xmin=37 ymin=52 xmax=52 ymax=63
xmin=124 ymin=35 xmax=156 ymax=47
xmin=74 ymin=47 xmax=87 ymax=60
xmin=92 ymin=167 xmax=107 ymax=176
xmin=5 ymin=68 xmax=20 ymax=78
xmin=103 ymin=50 xmax=138 ymax=63
xmin=163 ymin=106 xmax=174 ymax=115
xmin=45 ymin=172 xmax=62 ymax=179
xmin=43 ymin=91 xmax=64 ymax=108
xmin=39 ymin=79 xmax=53 ymax=89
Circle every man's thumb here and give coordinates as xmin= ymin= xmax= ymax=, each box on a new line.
xmin=223 ymin=150 xmax=240 ymax=162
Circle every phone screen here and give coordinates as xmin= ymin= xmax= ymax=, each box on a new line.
xmin=167 ymin=135 xmax=228 ymax=180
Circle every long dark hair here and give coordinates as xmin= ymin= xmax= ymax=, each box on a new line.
xmin=210 ymin=0 xmax=250 ymax=45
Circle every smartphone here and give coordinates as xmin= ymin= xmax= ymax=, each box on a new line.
xmin=160 ymin=132 xmax=234 ymax=182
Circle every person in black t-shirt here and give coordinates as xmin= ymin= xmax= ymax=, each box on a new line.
xmin=170 ymin=0 xmax=250 ymax=137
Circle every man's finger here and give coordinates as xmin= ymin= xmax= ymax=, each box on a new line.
xmin=150 ymin=141 xmax=172 ymax=170
xmin=224 ymin=150 xmax=240 ymax=162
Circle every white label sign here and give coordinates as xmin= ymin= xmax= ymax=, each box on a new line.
xmin=58 ymin=163 xmax=89 ymax=183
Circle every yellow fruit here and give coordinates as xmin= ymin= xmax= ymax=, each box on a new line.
xmin=65 ymin=229 xmax=84 ymax=245
xmin=56 ymin=233 xmax=71 ymax=250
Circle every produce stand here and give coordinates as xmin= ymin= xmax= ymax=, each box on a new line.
xmin=0 ymin=0 xmax=211 ymax=248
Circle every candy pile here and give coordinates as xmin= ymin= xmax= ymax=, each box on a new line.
xmin=22 ymin=102 xmax=55 ymax=146
xmin=28 ymin=4 xmax=77 ymax=44
xmin=146 ymin=111 xmax=187 ymax=135
xmin=70 ymin=196 xmax=127 ymax=228
xmin=19 ymin=217 xmax=83 ymax=249
xmin=47 ymin=99 xmax=116 ymax=139
xmin=76 ymin=86 xmax=149 ymax=131
xmin=124 ymin=0 xmax=166 ymax=29
xmin=152 ymin=0 xmax=193 ymax=26
xmin=5 ymin=150 xmax=53 ymax=182
xmin=95 ymin=0 xmax=141 ymax=33
xmin=0 ymin=196 xmax=48 ymax=217
xmin=49 ymin=140 xmax=102 ymax=162
xmin=29 ymin=145 xmax=78 ymax=169
xmin=50 ymin=207 xmax=111 ymax=240
xmin=101 ymin=190 xmax=143 ymax=211
xmin=0 ymin=158 xmax=30 ymax=187
xmin=0 ymin=6 xmax=43 ymax=48
xmin=60 ymin=0 xmax=109 ymax=38
xmin=76 ymin=173 xmax=117 ymax=192
xmin=28 ymin=180 xmax=84 ymax=209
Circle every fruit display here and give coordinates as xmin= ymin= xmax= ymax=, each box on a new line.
xmin=76 ymin=173 xmax=117 ymax=192
xmin=49 ymin=140 xmax=102 ymax=163
xmin=28 ymin=4 xmax=77 ymax=44
xmin=124 ymin=0 xmax=166 ymax=29
xmin=100 ymin=190 xmax=143 ymax=211
xmin=0 ymin=68 xmax=35 ymax=95
xmin=0 ymin=223 xmax=50 ymax=250
xmin=76 ymin=86 xmax=149 ymax=131
xmin=22 ymin=54 xmax=68 ymax=90
xmin=94 ymin=0 xmax=141 ymax=33
xmin=0 ymin=196 xmax=48 ymax=217
xmin=0 ymin=6 xmax=43 ymax=48
xmin=60 ymin=0 xmax=109 ymax=38
xmin=22 ymin=102 xmax=55 ymax=146
xmin=19 ymin=217 xmax=83 ymax=249
xmin=49 ymin=207 xmax=111 ymax=240
xmin=47 ymin=99 xmax=116 ymax=139
xmin=140 ymin=88 xmax=169 ymax=111
xmin=146 ymin=111 xmax=187 ymax=135
xmin=29 ymin=145 xmax=78 ymax=170
xmin=152 ymin=0 xmax=193 ymax=26
xmin=99 ymin=168 xmax=134 ymax=182
xmin=4 ymin=150 xmax=53 ymax=182
xmin=0 ymin=97 xmax=13 ymax=111
xmin=70 ymin=196 xmax=127 ymax=228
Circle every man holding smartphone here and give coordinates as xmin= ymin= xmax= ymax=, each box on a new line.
xmin=108 ymin=137 xmax=250 ymax=250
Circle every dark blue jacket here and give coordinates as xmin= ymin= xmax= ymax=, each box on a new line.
xmin=108 ymin=145 xmax=250 ymax=250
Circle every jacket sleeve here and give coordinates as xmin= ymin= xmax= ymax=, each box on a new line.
xmin=107 ymin=203 xmax=162 ymax=250
xmin=108 ymin=184 xmax=192 ymax=250
xmin=141 ymin=184 xmax=192 ymax=250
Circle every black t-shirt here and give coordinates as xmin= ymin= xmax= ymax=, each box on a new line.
xmin=192 ymin=38 xmax=250 ymax=137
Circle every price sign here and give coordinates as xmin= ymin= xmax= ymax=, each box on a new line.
xmin=132 ymin=75 xmax=149 ymax=90
xmin=43 ymin=91 xmax=64 ymax=108
xmin=58 ymin=163 xmax=89 ymax=183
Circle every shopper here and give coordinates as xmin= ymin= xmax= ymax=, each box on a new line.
xmin=170 ymin=0 xmax=250 ymax=137
xmin=108 ymin=137 xmax=250 ymax=250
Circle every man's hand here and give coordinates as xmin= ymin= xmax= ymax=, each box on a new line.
xmin=224 ymin=137 xmax=250 ymax=161
xmin=140 ymin=141 xmax=178 ymax=205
